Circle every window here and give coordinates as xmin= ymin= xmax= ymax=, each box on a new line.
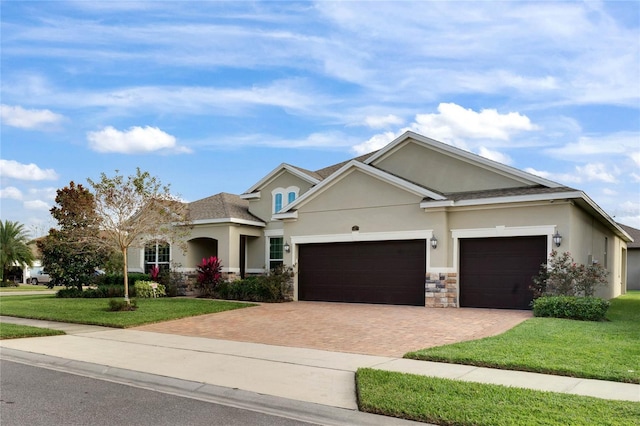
xmin=145 ymin=241 xmax=170 ymax=273
xmin=274 ymin=193 xmax=283 ymax=213
xmin=272 ymin=186 xmax=299 ymax=214
xmin=269 ymin=237 xmax=283 ymax=270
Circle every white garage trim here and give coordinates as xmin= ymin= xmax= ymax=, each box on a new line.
xmin=291 ymin=230 xmax=434 ymax=301
xmin=451 ymin=225 xmax=557 ymax=306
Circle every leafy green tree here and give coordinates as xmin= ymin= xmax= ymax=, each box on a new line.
xmin=88 ymin=168 xmax=190 ymax=304
xmin=0 ymin=220 xmax=35 ymax=282
xmin=38 ymin=182 xmax=108 ymax=290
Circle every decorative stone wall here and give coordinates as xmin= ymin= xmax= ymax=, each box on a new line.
xmin=425 ymin=272 xmax=458 ymax=307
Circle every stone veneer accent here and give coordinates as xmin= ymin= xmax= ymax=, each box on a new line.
xmin=425 ymin=272 xmax=458 ymax=308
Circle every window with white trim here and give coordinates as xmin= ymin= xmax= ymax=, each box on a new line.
xmin=272 ymin=186 xmax=299 ymax=213
xmin=144 ymin=241 xmax=170 ymax=273
xmin=268 ymin=237 xmax=284 ymax=270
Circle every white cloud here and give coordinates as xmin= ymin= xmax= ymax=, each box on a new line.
xmin=87 ymin=126 xmax=190 ymax=154
xmin=352 ymin=131 xmax=398 ymax=155
xmin=0 ymin=186 xmax=23 ymax=200
xmin=410 ymin=103 xmax=537 ymax=144
xmin=523 ymin=167 xmax=581 ymax=184
xmin=0 ymin=160 xmax=58 ymax=181
xmin=477 ymin=147 xmax=512 ymax=165
xmin=545 ymin=132 xmax=638 ymax=159
xmin=24 ymin=200 xmax=51 ymax=211
xmin=0 ymin=104 xmax=64 ymax=129
xmin=352 ymin=103 xmax=538 ymax=155
xmin=576 ymin=163 xmax=618 ymax=183
xmin=602 ymin=188 xmax=617 ymax=196
xmin=364 ymin=114 xmax=404 ymax=129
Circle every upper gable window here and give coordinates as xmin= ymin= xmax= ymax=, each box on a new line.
xmin=274 ymin=193 xmax=283 ymax=213
xmin=272 ymin=186 xmax=299 ymax=213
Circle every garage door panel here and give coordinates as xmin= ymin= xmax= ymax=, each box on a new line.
xmin=460 ymin=236 xmax=547 ymax=310
xmin=298 ymin=240 xmax=425 ymax=306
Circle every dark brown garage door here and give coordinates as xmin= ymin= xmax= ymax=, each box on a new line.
xmin=298 ymin=240 xmax=426 ymax=306
xmin=460 ymin=236 xmax=547 ymax=310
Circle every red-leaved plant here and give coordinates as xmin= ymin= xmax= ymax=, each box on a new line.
xmin=150 ymin=265 xmax=160 ymax=282
xmin=196 ymin=256 xmax=222 ymax=297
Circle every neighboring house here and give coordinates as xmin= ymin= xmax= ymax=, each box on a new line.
xmin=128 ymin=131 xmax=632 ymax=309
xmin=618 ymin=223 xmax=640 ymax=291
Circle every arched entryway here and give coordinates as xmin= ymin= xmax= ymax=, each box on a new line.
xmin=187 ymin=237 xmax=218 ymax=269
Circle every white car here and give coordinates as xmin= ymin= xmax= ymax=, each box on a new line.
xmin=29 ymin=269 xmax=52 ymax=285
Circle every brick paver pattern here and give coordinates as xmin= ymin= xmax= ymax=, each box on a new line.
xmin=134 ymin=302 xmax=532 ymax=357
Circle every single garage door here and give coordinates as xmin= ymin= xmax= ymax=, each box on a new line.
xmin=460 ymin=236 xmax=547 ymax=310
xmin=298 ymin=239 xmax=426 ymax=306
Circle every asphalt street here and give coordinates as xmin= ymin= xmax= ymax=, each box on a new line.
xmin=0 ymin=360 xmax=317 ymax=426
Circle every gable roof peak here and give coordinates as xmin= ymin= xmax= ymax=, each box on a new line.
xmin=365 ymin=131 xmax=563 ymax=189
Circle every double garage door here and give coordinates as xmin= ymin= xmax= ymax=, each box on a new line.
xmin=298 ymin=235 xmax=547 ymax=310
xmin=298 ymin=240 xmax=426 ymax=306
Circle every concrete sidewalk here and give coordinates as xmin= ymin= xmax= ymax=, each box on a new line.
xmin=1 ymin=316 xmax=638 ymax=414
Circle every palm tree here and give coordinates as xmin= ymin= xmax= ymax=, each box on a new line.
xmin=0 ymin=220 xmax=35 ymax=282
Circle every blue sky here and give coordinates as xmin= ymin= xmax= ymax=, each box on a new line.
xmin=1 ymin=0 xmax=639 ymax=237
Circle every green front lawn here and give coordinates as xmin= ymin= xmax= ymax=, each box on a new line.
xmin=0 ymin=295 xmax=254 ymax=328
xmin=0 ymin=284 xmax=52 ymax=292
xmin=356 ymin=368 xmax=640 ymax=426
xmin=406 ymin=292 xmax=640 ymax=383
xmin=0 ymin=323 xmax=65 ymax=339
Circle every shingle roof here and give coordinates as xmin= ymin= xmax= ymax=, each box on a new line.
xmin=618 ymin=223 xmax=640 ymax=248
xmin=441 ymin=185 xmax=578 ymax=202
xmin=313 ymin=151 xmax=378 ymax=179
xmin=188 ymin=193 xmax=264 ymax=223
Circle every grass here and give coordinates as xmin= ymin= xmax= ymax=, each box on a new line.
xmin=0 ymin=284 xmax=52 ymax=292
xmin=405 ymin=292 xmax=640 ymax=383
xmin=0 ymin=323 xmax=65 ymax=339
xmin=0 ymin=295 xmax=254 ymax=328
xmin=356 ymin=368 xmax=640 ymax=426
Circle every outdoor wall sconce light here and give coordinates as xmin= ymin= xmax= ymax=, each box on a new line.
xmin=430 ymin=236 xmax=438 ymax=249
xmin=553 ymin=231 xmax=562 ymax=247
xmin=284 ymin=242 xmax=291 ymax=253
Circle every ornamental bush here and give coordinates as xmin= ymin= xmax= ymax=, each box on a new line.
xmin=134 ymin=280 xmax=166 ymax=298
xmin=215 ymin=265 xmax=293 ymax=302
xmin=530 ymin=250 xmax=608 ymax=298
xmin=532 ymin=296 xmax=610 ymax=321
xmin=196 ymin=256 xmax=223 ymax=297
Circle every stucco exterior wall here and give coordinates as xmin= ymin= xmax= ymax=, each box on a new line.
xmin=372 ymin=140 xmax=529 ymax=193
xmin=628 ymin=249 xmax=640 ymax=290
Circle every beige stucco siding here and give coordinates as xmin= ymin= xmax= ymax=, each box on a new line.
xmin=373 ymin=140 xmax=529 ymax=193
xmin=299 ymin=169 xmax=423 ymax=214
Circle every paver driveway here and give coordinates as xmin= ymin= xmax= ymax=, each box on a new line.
xmin=135 ymin=302 xmax=532 ymax=357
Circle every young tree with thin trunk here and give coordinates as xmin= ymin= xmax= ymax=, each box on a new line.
xmin=87 ymin=168 xmax=190 ymax=304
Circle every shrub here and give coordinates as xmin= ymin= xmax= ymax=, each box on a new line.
xmin=56 ymin=285 xmax=132 ymax=298
xmin=532 ymin=296 xmax=610 ymax=321
xmin=134 ymin=280 xmax=166 ymax=298
xmin=215 ymin=265 xmax=293 ymax=302
xmin=0 ymin=281 xmax=20 ymax=288
xmin=531 ymin=251 xmax=608 ymax=298
xmin=94 ymin=273 xmax=150 ymax=287
xmin=196 ymin=256 xmax=222 ymax=297
xmin=107 ymin=298 xmax=138 ymax=311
